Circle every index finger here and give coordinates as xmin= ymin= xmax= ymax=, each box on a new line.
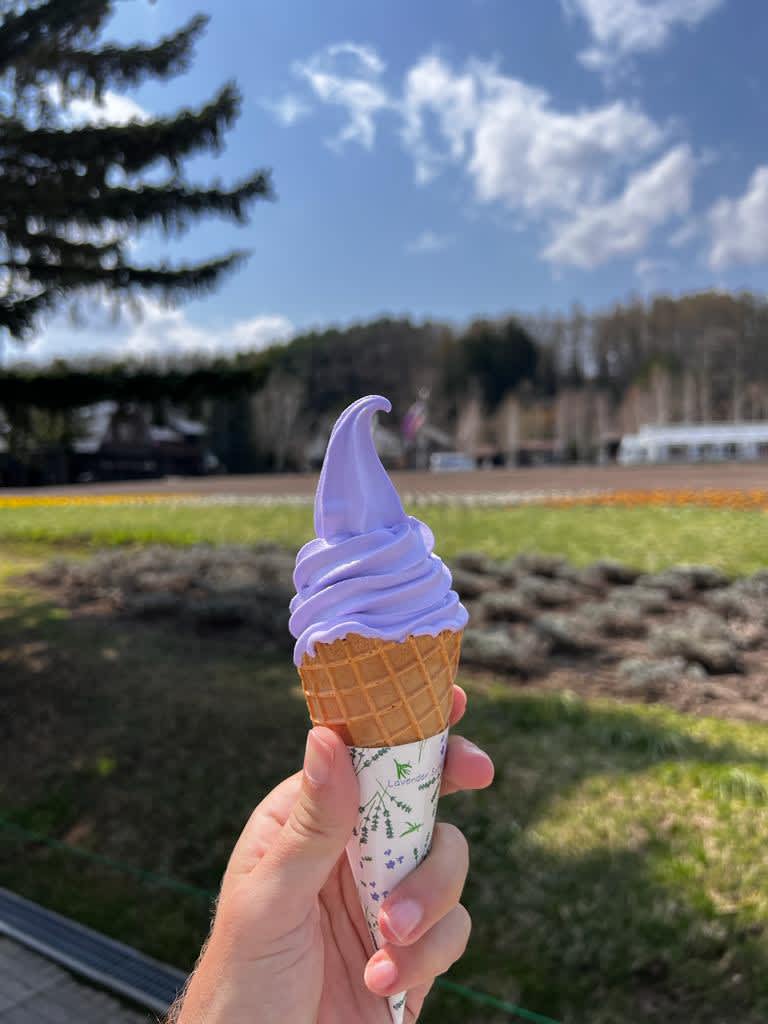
xmin=449 ymin=685 xmax=467 ymax=727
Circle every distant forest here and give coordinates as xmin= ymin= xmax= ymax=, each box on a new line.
xmin=4 ymin=289 xmax=768 ymax=473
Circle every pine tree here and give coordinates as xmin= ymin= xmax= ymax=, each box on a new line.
xmin=0 ymin=0 xmax=272 ymax=341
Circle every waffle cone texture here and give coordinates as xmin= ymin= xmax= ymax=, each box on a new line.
xmin=299 ymin=629 xmax=462 ymax=747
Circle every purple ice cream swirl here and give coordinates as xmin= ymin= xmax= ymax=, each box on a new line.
xmin=289 ymin=395 xmax=468 ymax=666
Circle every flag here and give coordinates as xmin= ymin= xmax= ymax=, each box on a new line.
xmin=401 ymin=401 xmax=426 ymax=442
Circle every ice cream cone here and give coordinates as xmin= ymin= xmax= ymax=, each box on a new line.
xmin=299 ymin=629 xmax=462 ymax=747
xmin=289 ymin=396 xmax=470 ymax=1024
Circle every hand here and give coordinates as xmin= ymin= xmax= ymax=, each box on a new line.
xmin=174 ymin=686 xmax=494 ymax=1024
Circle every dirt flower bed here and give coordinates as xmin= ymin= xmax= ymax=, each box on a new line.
xmin=28 ymin=544 xmax=296 ymax=648
xmin=453 ymin=551 xmax=768 ymax=724
xmin=26 ymin=544 xmax=768 ymax=726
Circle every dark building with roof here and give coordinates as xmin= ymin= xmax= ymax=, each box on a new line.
xmin=0 ymin=402 xmax=214 ymax=486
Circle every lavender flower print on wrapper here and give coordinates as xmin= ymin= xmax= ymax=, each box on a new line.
xmin=346 ymin=729 xmax=448 ymax=1024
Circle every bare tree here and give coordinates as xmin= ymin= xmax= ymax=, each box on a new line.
xmin=495 ymin=395 xmax=520 ymax=464
xmin=250 ymin=370 xmax=305 ymax=471
xmin=456 ymin=392 xmax=484 ymax=458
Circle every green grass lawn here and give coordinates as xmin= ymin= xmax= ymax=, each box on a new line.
xmin=2 ymin=541 xmax=768 ymax=1023
xmin=2 ymin=502 xmax=768 ymax=573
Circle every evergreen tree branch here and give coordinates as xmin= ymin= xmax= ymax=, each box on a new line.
xmin=0 ymin=0 xmax=108 ymax=79
xmin=1 ymin=83 xmax=243 ymax=173
xmin=0 ymin=174 xmax=272 ymax=234
xmin=0 ymin=355 xmax=271 ymax=408
xmin=6 ymin=11 xmax=209 ymax=94
xmin=3 ymin=250 xmax=248 ymax=296
xmin=6 ymin=227 xmax=122 ymax=265
xmin=0 ymin=289 xmax=53 ymax=337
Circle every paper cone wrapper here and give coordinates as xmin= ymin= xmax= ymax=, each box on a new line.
xmin=347 ymin=728 xmax=448 ymax=1024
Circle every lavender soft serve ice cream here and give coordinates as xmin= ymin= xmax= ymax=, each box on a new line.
xmin=289 ymin=395 xmax=467 ymax=666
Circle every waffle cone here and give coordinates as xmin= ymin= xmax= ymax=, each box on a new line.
xmin=299 ymin=629 xmax=462 ymax=747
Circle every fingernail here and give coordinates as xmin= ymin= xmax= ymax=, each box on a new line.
xmin=304 ymin=729 xmax=333 ymax=787
xmin=365 ymin=953 xmax=398 ymax=993
xmin=462 ymin=739 xmax=491 ymax=762
xmin=381 ymin=899 xmax=422 ymax=942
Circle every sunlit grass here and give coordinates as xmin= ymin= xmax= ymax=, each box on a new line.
xmin=3 ymin=543 xmax=768 ymax=1022
xmin=1 ymin=503 xmax=768 ymax=574
xmin=3 ymin=515 xmax=768 ymax=1022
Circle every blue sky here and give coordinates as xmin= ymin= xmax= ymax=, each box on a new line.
xmin=16 ymin=0 xmax=768 ymax=363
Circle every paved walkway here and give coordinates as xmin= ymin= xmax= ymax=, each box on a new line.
xmin=4 ymin=460 xmax=768 ymax=498
xmin=0 ymin=938 xmax=151 ymax=1023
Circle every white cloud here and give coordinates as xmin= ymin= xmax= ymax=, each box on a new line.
xmin=563 ymin=0 xmax=724 ymax=69
xmin=708 ymin=166 xmax=768 ymax=270
xmin=302 ymin=46 xmax=665 ymax=216
xmin=543 ymin=145 xmax=694 ymax=267
xmin=74 ymin=91 xmax=148 ymax=125
xmin=263 ymin=93 xmax=312 ymax=126
xmin=294 ymin=41 xmax=391 ymax=149
xmin=401 ymin=55 xmax=478 ymax=183
xmin=11 ymin=300 xmax=294 ymax=365
xmin=407 ymin=230 xmax=455 ymax=253
xmin=227 ymin=314 xmax=295 ymax=351
xmin=48 ymin=83 xmax=149 ymax=125
xmin=290 ymin=43 xmax=694 ymax=268
xmin=326 ymin=42 xmax=386 ymax=75
xmin=401 ymin=55 xmax=663 ymax=202
xmin=399 ymin=54 xmax=677 ymax=266
xmin=120 ymin=302 xmax=293 ymax=359
xmin=668 ymin=218 xmax=700 ymax=247
xmin=465 ymin=64 xmax=663 ymax=212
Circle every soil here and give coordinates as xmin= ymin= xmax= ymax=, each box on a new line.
xmin=25 ymin=545 xmax=768 ymax=728
xmin=496 ymin=660 xmax=768 ymax=727
xmin=5 ymin=461 xmax=768 ymax=499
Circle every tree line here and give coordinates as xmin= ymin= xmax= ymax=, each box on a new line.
xmin=4 ymin=289 xmax=768 ymax=475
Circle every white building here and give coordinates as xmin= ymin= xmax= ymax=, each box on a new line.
xmin=618 ymin=423 xmax=768 ymax=465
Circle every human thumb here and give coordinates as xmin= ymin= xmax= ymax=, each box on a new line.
xmin=256 ymin=727 xmax=359 ymax=921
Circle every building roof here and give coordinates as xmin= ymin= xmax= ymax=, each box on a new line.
xmin=71 ymin=403 xmax=206 ymax=453
xmin=624 ymin=422 xmax=768 ymax=445
xmin=148 ymin=426 xmax=181 ymax=444
xmin=167 ymin=414 xmax=206 ymax=437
